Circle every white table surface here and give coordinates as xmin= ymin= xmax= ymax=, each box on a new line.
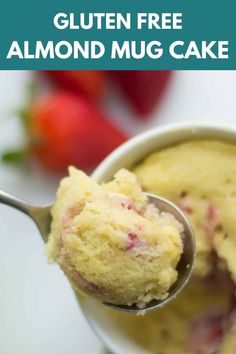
xmin=0 ymin=70 xmax=235 ymax=354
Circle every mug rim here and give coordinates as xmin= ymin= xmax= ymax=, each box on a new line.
xmin=92 ymin=121 xmax=236 ymax=183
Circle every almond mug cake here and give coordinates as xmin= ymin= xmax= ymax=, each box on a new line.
xmin=106 ymin=139 xmax=236 ymax=354
xmin=46 ymin=167 xmax=183 ymax=308
xmin=47 ymin=136 xmax=236 ymax=353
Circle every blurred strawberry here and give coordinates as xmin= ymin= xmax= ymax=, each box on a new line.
xmin=110 ymin=71 xmax=172 ymax=117
xmin=3 ymin=91 xmax=127 ymax=173
xmin=42 ymin=71 xmax=105 ymax=100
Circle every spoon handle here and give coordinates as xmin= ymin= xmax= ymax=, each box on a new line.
xmin=0 ymin=190 xmax=51 ymax=242
xmin=0 ymin=190 xmax=31 ymax=216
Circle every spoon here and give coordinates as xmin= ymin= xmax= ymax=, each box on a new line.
xmin=0 ymin=190 xmax=195 ymax=313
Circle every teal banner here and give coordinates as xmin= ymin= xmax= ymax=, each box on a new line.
xmin=0 ymin=0 xmax=235 ymax=69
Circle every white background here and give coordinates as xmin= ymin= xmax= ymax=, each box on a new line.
xmin=0 ymin=70 xmax=235 ymax=354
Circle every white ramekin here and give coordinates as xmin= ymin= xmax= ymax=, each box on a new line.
xmin=79 ymin=121 xmax=236 ymax=354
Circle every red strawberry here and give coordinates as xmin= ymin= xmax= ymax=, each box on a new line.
xmin=29 ymin=91 xmax=126 ymax=170
xmin=42 ymin=71 xmax=105 ymax=100
xmin=24 ymin=91 xmax=127 ymax=172
xmin=110 ymin=71 xmax=172 ymax=117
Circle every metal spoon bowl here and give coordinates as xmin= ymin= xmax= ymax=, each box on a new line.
xmin=0 ymin=190 xmax=195 ymax=314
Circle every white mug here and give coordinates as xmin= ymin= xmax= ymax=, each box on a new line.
xmin=78 ymin=121 xmax=236 ymax=354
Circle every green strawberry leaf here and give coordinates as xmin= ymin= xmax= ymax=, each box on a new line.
xmin=17 ymin=80 xmax=37 ymax=127
xmin=1 ymin=149 xmax=26 ymax=165
xmin=18 ymin=108 xmax=29 ymax=127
